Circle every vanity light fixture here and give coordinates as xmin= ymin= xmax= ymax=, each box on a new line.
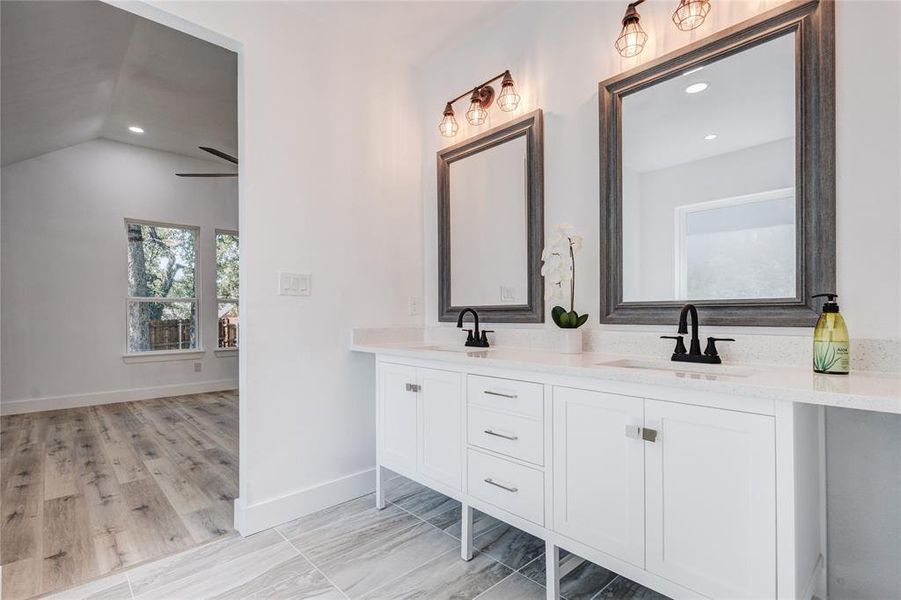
xmin=439 ymin=103 xmax=459 ymax=138
xmin=672 ymin=0 xmax=711 ymax=31
xmin=438 ymin=70 xmax=521 ymax=137
xmin=614 ymin=0 xmax=713 ymax=57
xmin=128 ymin=125 xmax=144 ymax=134
xmin=684 ymin=81 xmax=709 ymax=94
xmin=466 ymin=88 xmax=490 ymax=126
xmin=497 ymin=71 xmax=521 ymax=112
xmin=615 ymin=0 xmax=649 ymax=58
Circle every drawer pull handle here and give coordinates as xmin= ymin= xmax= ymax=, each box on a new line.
xmin=405 ymin=383 xmax=421 ymax=392
xmin=483 ymin=390 xmax=518 ymax=399
xmin=483 ymin=477 xmax=518 ymax=493
xmin=484 ymin=429 xmax=518 ymax=441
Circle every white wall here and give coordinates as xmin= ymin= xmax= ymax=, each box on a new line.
xmin=414 ymin=2 xmax=901 ymax=598
xmin=131 ymin=0 xmax=424 ymax=533
xmin=1 ymin=139 xmax=238 ymax=411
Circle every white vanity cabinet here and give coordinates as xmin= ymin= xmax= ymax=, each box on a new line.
xmin=377 ymin=362 xmax=463 ymax=493
xmin=644 ymin=400 xmax=776 ymax=599
xmin=553 ymin=387 xmax=777 ymax=598
xmin=372 ymin=354 xmax=823 ymax=600
xmin=552 ymin=387 xmax=646 ymax=569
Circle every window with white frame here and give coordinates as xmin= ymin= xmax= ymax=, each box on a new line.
xmin=674 ymin=188 xmax=796 ymax=301
xmin=216 ymin=231 xmax=239 ymax=348
xmin=126 ymin=221 xmax=199 ymax=353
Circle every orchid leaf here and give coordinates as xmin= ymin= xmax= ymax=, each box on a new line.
xmin=552 ymin=306 xmax=566 ymax=327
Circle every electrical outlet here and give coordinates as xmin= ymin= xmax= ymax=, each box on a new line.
xmin=500 ymin=286 xmax=516 ymax=303
xmin=194 ymin=362 xmax=202 ymax=372
xmin=408 ymin=295 xmax=421 ymax=316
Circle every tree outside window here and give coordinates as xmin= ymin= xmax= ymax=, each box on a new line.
xmin=126 ymin=221 xmax=198 ymax=352
xmin=216 ymin=231 xmax=239 ymax=348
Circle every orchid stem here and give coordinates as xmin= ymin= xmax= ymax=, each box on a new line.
xmin=568 ymin=238 xmax=575 ymax=313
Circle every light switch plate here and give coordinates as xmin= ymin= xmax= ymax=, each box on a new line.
xmin=279 ymin=272 xmax=311 ymax=296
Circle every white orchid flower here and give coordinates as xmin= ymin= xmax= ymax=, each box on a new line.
xmin=541 ymin=224 xmax=587 ymax=325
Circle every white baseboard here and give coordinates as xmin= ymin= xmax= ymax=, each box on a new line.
xmin=233 ymin=468 xmax=375 ymax=536
xmin=0 ymin=379 xmax=239 ymax=415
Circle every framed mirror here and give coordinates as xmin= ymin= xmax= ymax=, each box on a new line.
xmin=438 ymin=109 xmax=544 ymax=322
xmin=599 ymin=0 xmax=834 ymax=326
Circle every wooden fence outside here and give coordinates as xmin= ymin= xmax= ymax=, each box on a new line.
xmin=148 ymin=319 xmax=194 ymax=351
xmin=219 ymin=317 xmax=238 ymax=348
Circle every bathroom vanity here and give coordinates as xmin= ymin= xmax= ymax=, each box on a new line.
xmin=367 ymin=1 xmax=881 ymax=597
xmin=353 ymin=341 xmax=900 ymax=600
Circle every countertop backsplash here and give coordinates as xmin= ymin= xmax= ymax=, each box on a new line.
xmin=353 ymin=326 xmax=900 ymax=375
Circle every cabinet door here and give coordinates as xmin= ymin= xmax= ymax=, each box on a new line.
xmin=553 ymin=387 xmax=645 ymax=567
xmin=378 ymin=362 xmax=418 ymax=472
xmin=417 ymin=367 xmax=463 ymax=490
xmin=645 ymin=400 xmax=776 ymax=599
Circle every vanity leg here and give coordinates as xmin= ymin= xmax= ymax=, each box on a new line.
xmin=461 ymin=503 xmax=474 ymax=560
xmin=375 ymin=465 xmax=386 ymax=510
xmin=545 ymin=540 xmax=560 ymax=600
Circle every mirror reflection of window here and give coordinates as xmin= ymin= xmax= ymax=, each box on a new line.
xmin=621 ymin=32 xmax=796 ymax=303
xmin=449 ymin=136 xmax=528 ymax=306
xmin=676 ymin=189 xmax=796 ymax=300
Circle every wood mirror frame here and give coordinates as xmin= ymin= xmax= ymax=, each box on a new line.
xmin=438 ymin=109 xmax=544 ymax=323
xmin=599 ymin=0 xmax=835 ymax=326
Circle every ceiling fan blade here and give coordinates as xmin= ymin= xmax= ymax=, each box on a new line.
xmin=199 ymin=146 xmax=238 ymax=164
xmin=176 ymin=173 xmax=238 ymax=177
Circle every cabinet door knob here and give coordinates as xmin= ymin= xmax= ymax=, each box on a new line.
xmin=626 ymin=425 xmax=658 ymax=443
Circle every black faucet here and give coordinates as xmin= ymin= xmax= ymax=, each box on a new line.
xmin=661 ymin=304 xmax=734 ymax=364
xmin=456 ymin=308 xmax=492 ymax=348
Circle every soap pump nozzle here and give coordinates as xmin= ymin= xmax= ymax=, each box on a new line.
xmin=813 ymin=292 xmax=839 ymax=313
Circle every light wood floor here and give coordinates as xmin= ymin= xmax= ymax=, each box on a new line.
xmin=0 ymin=391 xmax=238 ymax=600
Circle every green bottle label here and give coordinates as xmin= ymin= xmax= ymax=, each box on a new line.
xmin=813 ymin=341 xmax=849 ymax=373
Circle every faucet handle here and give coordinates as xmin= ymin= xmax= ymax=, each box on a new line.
xmin=661 ymin=335 xmax=687 ymax=355
xmin=704 ymin=337 xmax=734 ymax=357
xmin=480 ymin=330 xmax=494 ymax=344
xmin=462 ymin=328 xmax=474 ymax=342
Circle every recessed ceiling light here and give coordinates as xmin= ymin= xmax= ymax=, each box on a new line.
xmin=128 ymin=126 xmax=144 ymax=134
xmin=704 ymin=133 xmax=718 ymax=140
xmin=682 ymin=66 xmax=704 ymax=76
xmin=684 ymin=82 xmax=709 ymax=94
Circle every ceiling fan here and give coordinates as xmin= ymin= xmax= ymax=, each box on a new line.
xmin=176 ymin=146 xmax=238 ymax=177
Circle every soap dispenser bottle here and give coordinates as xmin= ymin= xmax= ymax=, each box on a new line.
xmin=812 ymin=293 xmax=849 ymax=374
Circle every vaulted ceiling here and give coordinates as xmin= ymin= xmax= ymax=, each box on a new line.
xmin=1 ymin=0 xmax=238 ymax=166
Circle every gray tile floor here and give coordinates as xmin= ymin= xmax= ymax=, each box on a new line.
xmin=44 ymin=473 xmax=670 ymax=600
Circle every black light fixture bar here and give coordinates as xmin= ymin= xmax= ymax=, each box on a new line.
xmin=439 ymin=69 xmax=521 ymax=137
xmin=445 ymin=70 xmax=511 ymax=106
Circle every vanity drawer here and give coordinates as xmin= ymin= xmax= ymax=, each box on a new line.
xmin=467 ymin=449 xmax=544 ymax=525
xmin=467 ymin=375 xmax=543 ymax=419
xmin=467 ymin=405 xmax=543 ymax=466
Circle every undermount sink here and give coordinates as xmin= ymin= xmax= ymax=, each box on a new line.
xmin=597 ymin=358 xmax=757 ymax=378
xmin=419 ymin=344 xmax=493 ymax=355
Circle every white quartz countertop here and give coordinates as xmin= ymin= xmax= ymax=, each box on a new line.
xmin=351 ymin=342 xmax=901 ymax=415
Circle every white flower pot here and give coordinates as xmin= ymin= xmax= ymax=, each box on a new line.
xmin=556 ymin=328 xmax=583 ymax=354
